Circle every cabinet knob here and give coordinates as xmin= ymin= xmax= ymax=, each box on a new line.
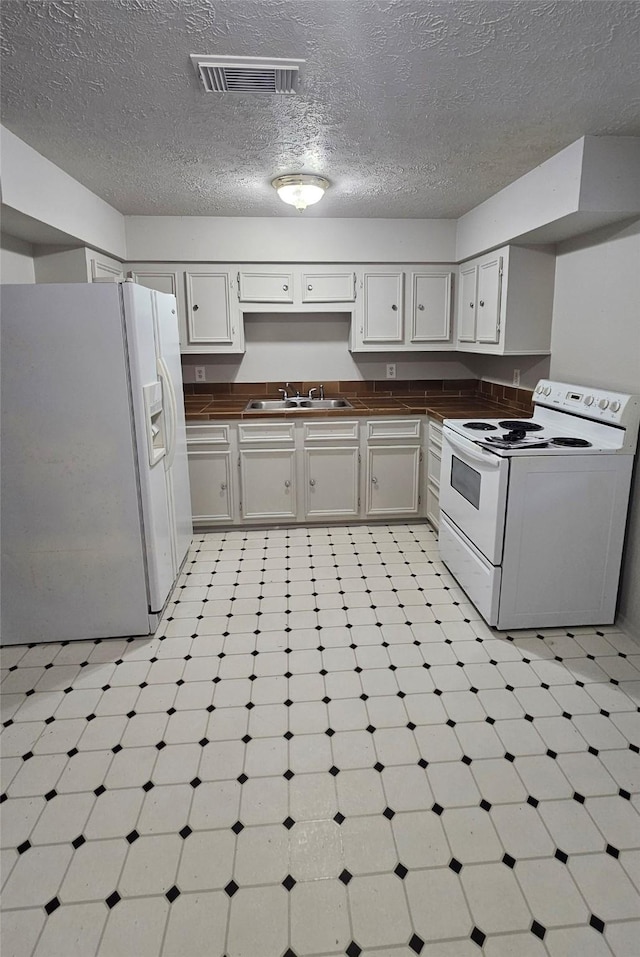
xmin=372 ymin=476 xmax=378 ymax=485
xmin=193 ymin=304 xmax=199 ymax=311
xmin=309 ymin=478 xmax=316 ymax=487
xmin=283 ymin=284 xmax=289 ymax=291
xmin=479 ymin=300 xmax=485 ymax=307
xmin=391 ymin=304 xmax=397 ymax=311
xmin=469 ymin=302 xmax=474 ymax=308
xmin=220 ymin=483 xmax=227 ymax=491
xmin=307 ymin=284 xmax=313 ymax=291
xmin=284 ymin=480 xmax=291 ymax=488
xmin=418 ymin=303 xmax=425 ymax=311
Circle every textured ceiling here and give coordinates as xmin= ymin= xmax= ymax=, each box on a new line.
xmin=2 ymin=0 xmax=640 ymax=219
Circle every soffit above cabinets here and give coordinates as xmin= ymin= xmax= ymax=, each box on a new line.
xmin=1 ymin=0 xmax=639 ymax=219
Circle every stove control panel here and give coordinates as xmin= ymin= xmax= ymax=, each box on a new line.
xmin=534 ymin=380 xmax=640 ymax=430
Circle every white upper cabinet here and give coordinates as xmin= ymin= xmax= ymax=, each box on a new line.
xmin=237 ymin=266 xmax=356 ymax=309
xmin=475 ymin=254 xmax=503 ymax=344
xmin=238 ymin=270 xmax=294 ymax=303
xmin=130 ymin=269 xmax=179 ymax=299
xmin=455 ymin=245 xmax=555 ymax=355
xmin=184 ymin=270 xmax=244 ymax=353
xmin=351 ymin=267 xmax=454 ymax=351
xmin=407 ymin=270 xmax=453 ymax=346
xmin=353 ymin=270 xmax=404 ymax=346
xmin=90 ymin=256 xmax=125 ymax=282
xmin=301 ymin=270 xmax=356 ymax=303
xmin=126 ymin=262 xmax=243 ymax=354
xmin=457 ymin=262 xmax=479 ymax=343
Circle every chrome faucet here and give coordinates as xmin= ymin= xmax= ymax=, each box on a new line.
xmin=308 ymin=387 xmax=318 ymax=399
xmin=279 ymin=382 xmax=300 ymax=400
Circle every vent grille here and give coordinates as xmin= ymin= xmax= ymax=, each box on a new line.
xmin=191 ymin=55 xmax=304 ymax=94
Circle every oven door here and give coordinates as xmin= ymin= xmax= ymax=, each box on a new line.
xmin=440 ymin=428 xmax=509 ymax=564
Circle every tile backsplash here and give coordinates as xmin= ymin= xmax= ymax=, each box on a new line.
xmin=183 ymin=378 xmax=534 ymax=413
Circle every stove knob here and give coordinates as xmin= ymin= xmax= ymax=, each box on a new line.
xmin=610 ymin=400 xmax=621 ymax=413
xmin=598 ymin=398 xmax=609 ymax=410
xmin=584 ymin=395 xmax=594 ymax=406
xmin=543 ymin=386 xmax=552 ymax=396
xmin=535 ymin=384 xmax=543 ymax=394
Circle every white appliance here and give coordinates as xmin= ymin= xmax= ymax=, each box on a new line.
xmin=1 ymin=281 xmax=192 ymax=645
xmin=439 ymin=380 xmax=640 ymax=630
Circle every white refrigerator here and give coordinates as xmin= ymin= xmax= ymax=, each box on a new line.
xmin=1 ymin=281 xmax=192 ymax=645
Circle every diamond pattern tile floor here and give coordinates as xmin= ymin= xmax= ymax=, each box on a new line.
xmin=1 ymin=522 xmax=639 ymax=957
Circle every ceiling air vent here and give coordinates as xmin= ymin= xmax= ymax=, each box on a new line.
xmin=190 ymin=55 xmax=304 ymax=94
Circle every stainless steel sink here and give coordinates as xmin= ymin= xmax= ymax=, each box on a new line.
xmin=245 ymin=398 xmax=353 ymax=411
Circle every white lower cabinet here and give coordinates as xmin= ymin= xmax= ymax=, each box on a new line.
xmin=187 ymin=416 xmax=425 ymax=527
xmin=186 ymin=425 xmax=236 ymax=524
xmin=366 ymin=446 xmax=421 ymax=516
xmin=189 ymin=450 xmax=234 ymax=523
xmin=237 ymin=421 xmax=297 ymax=521
xmin=304 ymin=446 xmax=360 ymax=518
xmin=240 ymin=449 xmax=297 ymax=520
xmin=365 ymin=419 xmax=422 ymax=517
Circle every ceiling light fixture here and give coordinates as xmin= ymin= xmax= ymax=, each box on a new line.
xmin=272 ymin=174 xmax=330 ymax=211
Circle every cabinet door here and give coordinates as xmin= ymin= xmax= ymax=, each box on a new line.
xmin=366 ymin=445 xmax=421 ymax=516
xmin=188 ymin=449 xmax=234 ymax=523
xmin=132 ymin=270 xmax=178 ymax=299
xmin=457 ymin=264 xmax=478 ymax=342
xmin=304 ymin=447 xmax=359 ymax=518
xmin=91 ymin=258 xmax=124 ymax=282
xmin=475 ymin=255 xmax=503 ymax=344
xmin=185 ymin=271 xmax=240 ymax=348
xmin=301 ymin=271 xmax=356 ymax=303
xmin=361 ymin=272 xmax=404 ymax=343
xmin=240 ymin=449 xmax=297 ymax=520
xmin=409 ymin=272 xmax=452 ymax=343
xmin=238 ymin=271 xmax=294 ymax=303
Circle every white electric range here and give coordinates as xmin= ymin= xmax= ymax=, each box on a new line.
xmin=438 ymin=380 xmax=640 ymax=630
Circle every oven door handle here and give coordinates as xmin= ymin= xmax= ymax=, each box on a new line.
xmin=443 ymin=429 xmax=503 ymax=469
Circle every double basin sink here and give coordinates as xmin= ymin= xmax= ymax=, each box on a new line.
xmin=245 ymin=397 xmax=353 ymax=412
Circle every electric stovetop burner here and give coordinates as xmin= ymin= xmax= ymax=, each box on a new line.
xmin=498 ymin=420 xmax=544 ymax=431
xmin=485 ymin=434 xmax=549 ymax=449
xmin=550 ymin=436 xmax=592 ymax=448
xmin=464 ymin=422 xmax=498 ymax=431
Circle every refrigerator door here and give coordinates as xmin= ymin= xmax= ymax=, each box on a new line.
xmin=121 ymin=282 xmax=175 ymax=612
xmin=1 ymin=283 xmax=151 ymax=643
xmin=152 ymin=290 xmax=193 ymax=571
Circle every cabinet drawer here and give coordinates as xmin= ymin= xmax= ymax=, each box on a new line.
xmin=238 ymin=422 xmax=295 ymax=444
xmin=186 ymin=424 xmax=231 ymax=445
xmin=301 ymin=271 xmax=356 ymax=303
xmin=367 ymin=418 xmax=421 ymax=440
xmin=238 ymin=271 xmax=294 ymax=303
xmin=303 ymin=420 xmax=359 ymax=442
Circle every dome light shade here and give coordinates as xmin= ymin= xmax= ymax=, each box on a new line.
xmin=272 ymin=174 xmax=330 ymax=211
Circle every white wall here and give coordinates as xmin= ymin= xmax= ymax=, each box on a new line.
xmin=0 ymin=234 xmax=35 ymax=283
xmin=456 ymin=136 xmax=640 ymax=261
xmin=466 ymin=355 xmax=551 ymax=392
xmin=0 ymin=126 xmax=126 ymax=259
xmin=125 ymin=216 xmax=457 ymax=263
xmin=550 ymin=220 xmax=640 ymax=393
xmin=182 ymin=314 xmax=474 ymax=383
xmin=550 ymin=218 xmax=640 ymax=639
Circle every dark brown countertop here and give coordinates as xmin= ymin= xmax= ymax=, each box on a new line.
xmin=184 ymin=383 xmax=533 ymax=423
